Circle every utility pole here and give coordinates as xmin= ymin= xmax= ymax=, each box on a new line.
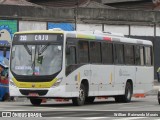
xmin=74 ymin=0 xmax=79 ymax=31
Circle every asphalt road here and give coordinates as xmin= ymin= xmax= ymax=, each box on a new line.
xmin=0 ymin=95 xmax=160 ymax=120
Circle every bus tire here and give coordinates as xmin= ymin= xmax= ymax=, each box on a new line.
xmin=10 ymin=96 xmax=15 ymax=101
xmin=72 ymin=84 xmax=86 ymax=106
xmin=122 ymin=82 xmax=132 ymax=103
xmin=2 ymin=93 xmax=9 ymax=101
xmin=115 ymin=96 xmax=123 ymax=103
xmin=85 ymin=97 xmax=95 ymax=103
xmin=158 ymin=91 xmax=160 ymax=104
xmin=115 ymin=82 xmax=132 ymax=103
xmin=30 ymin=98 xmax=42 ymax=106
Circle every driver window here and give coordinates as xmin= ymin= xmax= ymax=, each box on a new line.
xmin=66 ymin=46 xmax=76 ymax=66
xmin=66 ymin=46 xmax=76 ymax=75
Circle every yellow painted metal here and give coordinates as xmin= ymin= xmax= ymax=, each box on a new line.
xmin=12 ymin=77 xmax=58 ymax=88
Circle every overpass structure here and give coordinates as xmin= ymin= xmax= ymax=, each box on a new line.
xmin=0 ymin=4 xmax=159 ymax=24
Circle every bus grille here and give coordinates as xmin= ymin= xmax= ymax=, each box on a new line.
xmin=19 ymin=89 xmax=48 ymax=96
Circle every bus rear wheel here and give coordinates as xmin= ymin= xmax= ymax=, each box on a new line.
xmin=72 ymin=84 xmax=86 ymax=106
xmin=115 ymin=82 xmax=132 ymax=103
xmin=85 ymin=97 xmax=95 ymax=103
xmin=30 ymin=98 xmax=42 ymax=106
xmin=158 ymin=91 xmax=160 ymax=104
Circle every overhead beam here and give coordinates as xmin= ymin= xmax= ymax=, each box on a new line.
xmin=0 ymin=4 xmax=159 ymax=25
xmin=102 ymin=0 xmax=145 ymax=4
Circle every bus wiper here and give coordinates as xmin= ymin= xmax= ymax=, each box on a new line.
xmin=24 ymin=45 xmax=35 ymax=75
xmin=31 ymin=46 xmax=37 ymax=75
xmin=24 ymin=45 xmax=32 ymax=55
xmin=38 ymin=44 xmax=49 ymax=55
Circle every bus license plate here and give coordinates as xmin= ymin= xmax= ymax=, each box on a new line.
xmin=28 ymin=93 xmax=39 ymax=97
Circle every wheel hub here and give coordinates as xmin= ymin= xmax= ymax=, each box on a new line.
xmin=79 ymin=88 xmax=84 ymax=101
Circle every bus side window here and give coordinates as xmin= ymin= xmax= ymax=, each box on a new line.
xmin=124 ymin=45 xmax=134 ymax=65
xmin=135 ymin=46 xmax=141 ymax=65
xmin=114 ymin=44 xmax=124 ymax=64
xmin=101 ymin=42 xmax=113 ymax=64
xmin=78 ymin=41 xmax=89 ymax=64
xmin=89 ymin=42 xmax=101 ymax=64
xmin=144 ymin=46 xmax=152 ymax=66
xmin=66 ymin=46 xmax=76 ymax=75
xmin=66 ymin=46 xmax=76 ymax=66
xmin=140 ymin=46 xmax=144 ymax=66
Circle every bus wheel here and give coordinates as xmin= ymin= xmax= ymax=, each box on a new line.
xmin=2 ymin=93 xmax=9 ymax=101
xmin=115 ymin=82 xmax=132 ymax=103
xmin=158 ymin=91 xmax=160 ymax=104
xmin=30 ymin=98 xmax=42 ymax=106
xmin=85 ymin=97 xmax=95 ymax=103
xmin=122 ymin=82 xmax=132 ymax=103
xmin=115 ymin=96 xmax=123 ymax=103
xmin=10 ymin=97 xmax=15 ymax=101
xmin=72 ymin=84 xmax=86 ymax=106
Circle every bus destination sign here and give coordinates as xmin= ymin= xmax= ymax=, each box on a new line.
xmin=14 ymin=34 xmax=61 ymax=43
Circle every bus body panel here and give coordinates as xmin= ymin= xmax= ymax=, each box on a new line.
xmin=64 ymin=65 xmax=90 ymax=96
xmin=136 ymin=66 xmax=154 ymax=84
xmin=133 ymin=84 xmax=153 ymax=94
xmin=90 ymin=64 xmax=115 ymax=96
xmin=114 ymin=66 xmax=135 ymax=93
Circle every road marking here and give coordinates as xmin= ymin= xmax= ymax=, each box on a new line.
xmin=113 ymin=117 xmax=147 ymax=120
xmin=33 ymin=107 xmax=93 ymax=111
xmin=51 ymin=117 xmax=66 ymax=119
xmin=4 ymin=109 xmax=27 ymax=111
xmin=121 ymin=106 xmax=141 ymax=109
xmin=82 ymin=117 xmax=109 ymax=120
xmin=42 ymin=111 xmax=76 ymax=117
xmin=104 ymin=103 xmax=132 ymax=106
xmin=31 ymin=106 xmax=116 ymax=111
xmin=122 ymin=105 xmax=154 ymax=109
xmin=64 ymin=112 xmax=102 ymax=117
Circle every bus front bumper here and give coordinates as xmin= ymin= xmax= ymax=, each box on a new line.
xmin=9 ymin=85 xmax=78 ymax=98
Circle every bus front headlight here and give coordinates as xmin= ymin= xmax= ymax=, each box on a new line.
xmin=52 ymin=77 xmax=63 ymax=87
xmin=10 ymin=80 xmax=16 ymax=87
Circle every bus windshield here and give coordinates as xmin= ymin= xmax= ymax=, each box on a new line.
xmin=11 ymin=44 xmax=62 ymax=76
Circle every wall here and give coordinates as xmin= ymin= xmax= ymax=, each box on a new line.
xmin=0 ymin=20 xmax=17 ymax=59
xmin=130 ymin=25 xmax=154 ymax=36
xmin=0 ymin=20 xmax=17 ymax=44
xmin=104 ymin=25 xmax=129 ymax=35
xmin=19 ymin=21 xmax=46 ymax=31
xmin=77 ymin=24 xmax=102 ymax=31
xmin=48 ymin=22 xmax=75 ymax=31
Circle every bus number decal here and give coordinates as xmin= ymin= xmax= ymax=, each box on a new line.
xmin=20 ymin=35 xmax=27 ymax=41
xmin=119 ymin=69 xmax=130 ymax=77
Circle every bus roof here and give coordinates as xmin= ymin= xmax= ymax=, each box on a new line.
xmin=66 ymin=31 xmax=152 ymax=46
xmin=14 ymin=30 xmax=64 ymax=34
xmin=14 ymin=29 xmax=152 ymax=46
